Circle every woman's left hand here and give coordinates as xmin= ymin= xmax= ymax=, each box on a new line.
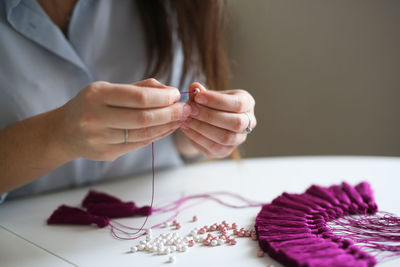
xmin=180 ymin=82 xmax=256 ymax=158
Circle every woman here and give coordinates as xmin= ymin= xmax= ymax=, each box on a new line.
xmin=0 ymin=0 xmax=256 ymax=201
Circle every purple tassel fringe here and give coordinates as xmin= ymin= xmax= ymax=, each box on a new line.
xmin=255 ymin=182 xmax=400 ymax=267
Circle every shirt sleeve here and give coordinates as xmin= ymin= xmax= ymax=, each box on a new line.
xmin=0 ymin=192 xmax=8 ymax=204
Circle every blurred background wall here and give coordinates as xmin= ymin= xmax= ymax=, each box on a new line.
xmin=226 ymin=0 xmax=400 ymax=158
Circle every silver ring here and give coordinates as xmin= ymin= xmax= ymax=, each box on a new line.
xmin=243 ymin=112 xmax=252 ymax=134
xmin=124 ymin=129 xmax=129 ymax=144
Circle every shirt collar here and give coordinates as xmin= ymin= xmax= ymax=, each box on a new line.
xmin=4 ymin=0 xmax=90 ymax=75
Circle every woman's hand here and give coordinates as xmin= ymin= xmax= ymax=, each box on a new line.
xmin=179 ymin=82 xmax=256 ymax=158
xmin=58 ymin=78 xmax=192 ymax=161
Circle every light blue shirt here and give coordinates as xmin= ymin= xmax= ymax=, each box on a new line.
xmin=0 ymin=0 xmax=192 ymax=202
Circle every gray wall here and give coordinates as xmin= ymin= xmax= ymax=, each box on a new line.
xmin=226 ymin=0 xmax=400 ymax=158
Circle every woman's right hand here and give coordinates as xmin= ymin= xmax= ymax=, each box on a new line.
xmin=57 ymin=78 xmax=191 ymax=161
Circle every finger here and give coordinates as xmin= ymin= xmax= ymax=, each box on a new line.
xmin=109 ymin=126 xmax=179 ymax=158
xmin=106 ymin=121 xmax=181 ymax=144
xmin=180 ymin=127 xmax=235 ymax=158
xmin=91 ymin=81 xmax=181 ymax=108
xmin=133 ymin=78 xmax=168 ymax=88
xmin=189 ymin=82 xmax=255 ymax=113
xmin=99 ymin=102 xmax=192 ymax=129
xmin=189 ymin=103 xmax=256 ymax=133
xmin=183 ymin=118 xmax=247 ymax=146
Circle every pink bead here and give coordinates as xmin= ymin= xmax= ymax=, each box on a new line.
xmin=210 ymin=226 xmax=216 ymax=231
xmin=245 ymin=231 xmax=250 ymax=237
xmin=232 ymin=223 xmax=237 ymax=229
xmin=189 ymin=240 xmax=195 ymax=247
xmin=230 ymin=239 xmax=237 ymax=245
xmin=173 ymin=220 xmax=178 ymax=225
xmin=176 ymin=224 xmax=181 ymax=229
xmin=203 ymin=240 xmax=210 ymax=246
xmin=238 ymin=232 xmax=244 ymax=237
xmin=251 ymin=234 xmax=257 ymax=241
xmin=257 ymin=250 xmax=264 ymax=257
xmin=222 ymin=220 xmax=227 ymax=225
xmin=233 ymin=229 xmax=238 ymax=235
xmin=192 ymin=216 xmax=198 ymax=222
xmin=199 ymin=229 xmax=206 ymax=234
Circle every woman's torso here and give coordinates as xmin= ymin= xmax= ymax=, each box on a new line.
xmin=0 ymin=0 xmax=188 ymax=200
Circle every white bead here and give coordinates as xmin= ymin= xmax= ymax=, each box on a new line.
xmin=140 ymin=240 xmax=146 ymax=245
xmin=183 ymin=237 xmax=190 ymax=243
xmin=182 ymin=245 xmax=188 ymax=252
xmin=146 ymin=229 xmax=152 ymax=235
xmin=130 ymin=246 xmax=138 ymax=253
xmin=170 ymin=246 xmax=177 ymax=252
xmin=169 ymin=255 xmax=176 ymax=263
xmin=217 ymin=239 xmax=224 ymax=245
xmin=211 ymin=240 xmax=217 ymax=246
xmin=138 ymin=245 xmax=145 ymax=251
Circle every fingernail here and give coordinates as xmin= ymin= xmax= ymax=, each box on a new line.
xmin=193 ymin=88 xmax=200 ymax=95
xmin=195 ymin=94 xmax=207 ymax=105
xmin=190 ymin=104 xmax=199 ymax=116
xmin=183 ymin=104 xmax=192 ymax=117
xmin=173 ymin=90 xmax=181 ymax=102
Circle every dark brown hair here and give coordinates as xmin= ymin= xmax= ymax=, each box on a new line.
xmin=136 ymin=0 xmax=230 ymax=91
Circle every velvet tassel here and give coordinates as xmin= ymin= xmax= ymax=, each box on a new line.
xmin=47 ymin=205 xmax=109 ymax=228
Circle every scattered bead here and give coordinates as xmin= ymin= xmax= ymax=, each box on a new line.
xmin=162 ymin=222 xmax=171 ymax=228
xmin=129 ymin=220 xmax=260 ymax=258
xmin=257 ymin=250 xmax=264 ymax=257
xmin=251 ymin=232 xmax=257 ymax=241
xmin=168 ymin=255 xmax=176 ymax=263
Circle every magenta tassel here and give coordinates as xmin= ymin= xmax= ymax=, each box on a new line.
xmin=85 ymin=202 xmax=152 ymax=218
xmin=355 ymin=182 xmax=378 ymax=213
xmin=47 ymin=205 xmax=109 ymax=228
xmin=82 ymin=190 xmax=123 ymax=207
xmin=82 ymin=190 xmax=153 ymax=218
xmin=255 ymin=181 xmax=399 ymax=267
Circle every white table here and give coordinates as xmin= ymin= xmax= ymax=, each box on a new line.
xmin=1 ymin=157 xmax=399 ymax=267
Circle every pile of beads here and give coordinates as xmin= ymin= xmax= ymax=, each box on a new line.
xmin=129 ymin=217 xmax=263 ymax=263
